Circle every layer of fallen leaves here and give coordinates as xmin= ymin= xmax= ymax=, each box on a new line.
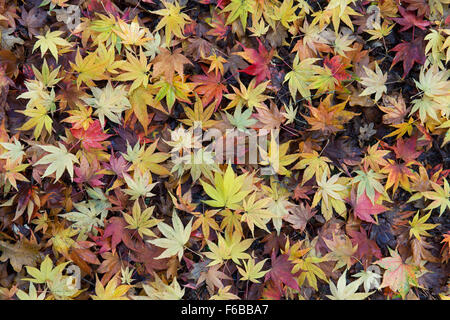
xmin=0 ymin=0 xmax=448 ymax=301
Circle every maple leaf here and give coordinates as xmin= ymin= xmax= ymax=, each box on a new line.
xmin=128 ymin=86 xmax=155 ymax=133
xmin=327 ymin=270 xmax=374 ymax=300
xmin=293 ymin=150 xmax=332 ymax=185
xmin=17 ymin=104 xmax=53 ymax=139
xmin=123 ymin=171 xmax=158 ymax=200
xmin=381 ymin=160 xmax=416 ymax=194
xmin=147 ymin=210 xmax=193 ymax=261
xmin=238 ymin=192 xmax=273 ymax=236
xmin=390 ymin=136 xmax=422 ymax=163
xmin=348 ymin=226 xmax=382 ymax=268
xmin=422 ymin=179 xmax=450 ymax=216
xmin=264 ymin=251 xmax=300 ymax=291
xmin=70 ymin=120 xmax=111 ymax=151
xmin=391 ymin=6 xmax=431 ymax=32
xmin=303 ymin=95 xmax=358 ymax=135
xmin=113 ymin=16 xmax=150 ymax=48
xmin=151 ymin=48 xmax=192 ymax=83
xmin=362 ymin=142 xmax=390 ymax=172
xmin=409 ymin=211 xmax=439 ymax=241
xmin=0 ymin=137 xmax=25 ymax=163
xmin=191 ymin=209 xmax=220 ymax=244
xmin=32 ymin=30 xmax=71 ymax=62
xmin=134 ymin=274 xmax=185 ymax=300
xmin=34 ymin=142 xmax=79 ymax=182
xmin=60 ymin=200 xmax=108 ymax=238
xmin=70 ymin=49 xmax=107 ymax=88
xmin=352 ymin=190 xmax=388 ymax=223
xmin=200 ymin=164 xmax=251 ymax=210
xmin=390 ymin=37 xmax=426 ymax=78
xmin=352 ymin=169 xmax=386 ymax=204
xmin=379 ymin=94 xmax=410 ymax=125
xmin=237 ymin=257 xmax=269 ymax=283
xmin=221 ymin=0 xmax=256 ymax=30
xmin=311 ymin=171 xmax=348 ymax=221
xmin=129 ymin=240 xmax=168 ymax=275
xmin=16 ymin=283 xmax=46 ymax=300
xmin=324 ymin=233 xmax=358 ymax=271
xmin=209 ymin=285 xmax=240 ymax=300
xmin=0 ymin=237 xmax=41 ymax=272
xmin=196 ymin=262 xmax=231 ymax=293
xmin=115 ymin=50 xmax=151 ymax=93
xmin=284 ymin=55 xmax=320 ymax=100
xmin=323 ymin=55 xmax=351 ymax=82
xmin=224 ymin=78 xmax=271 ymax=110
xmin=82 ymin=82 xmax=131 ymax=127
xmin=180 ymin=94 xmax=218 ymax=129
xmin=204 ymin=232 xmax=253 ymax=266
xmin=91 ymin=274 xmax=130 ymax=300
xmin=74 ymin=156 xmax=105 ymax=187
xmin=191 ymin=68 xmax=228 ymax=107
xmin=97 ymin=217 xmax=127 ymax=254
xmin=152 ymin=0 xmax=191 ymax=46
xmin=283 ymin=203 xmax=316 ymax=232
xmin=23 ymin=255 xmax=70 ymax=284
xmin=124 ymin=200 xmax=162 ymax=238
xmin=235 ymin=39 xmax=275 ymax=83
xmin=153 ymin=75 xmax=194 ymax=113
xmin=259 ymin=140 xmax=299 ymax=177
xmin=254 ymin=101 xmax=285 ymax=130
xmin=359 ymin=62 xmax=387 ymax=102
xmin=375 ymin=248 xmax=419 ymax=299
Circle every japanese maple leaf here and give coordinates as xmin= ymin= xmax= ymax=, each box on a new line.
xmin=264 ymin=251 xmax=299 ymax=291
xmin=102 ymin=152 xmax=129 ymax=179
xmin=381 ymin=161 xmax=416 ymax=193
xmin=389 ymin=136 xmax=422 ymax=163
xmin=74 ymin=156 xmax=104 ymax=187
xmin=151 ymin=48 xmax=192 ymax=83
xmin=403 ymin=0 xmax=430 ymax=17
xmin=235 ymin=39 xmax=275 ymax=83
xmin=70 ymin=120 xmax=111 ymax=151
xmin=375 ymin=248 xmax=418 ymax=298
xmin=191 ymin=67 xmax=228 ymax=108
xmin=352 ymin=190 xmax=388 ymax=223
xmin=283 ymin=203 xmax=316 ymax=232
xmin=348 ymin=227 xmax=381 ymax=265
xmin=391 ymin=6 xmax=430 ymax=32
xmin=323 ymin=55 xmax=351 ymax=82
xmin=96 ymin=217 xmax=127 ymax=254
xmin=129 ymin=240 xmax=168 ymax=275
xmin=390 ymin=37 xmax=426 ymax=78
xmin=206 ymin=10 xmax=229 ymax=40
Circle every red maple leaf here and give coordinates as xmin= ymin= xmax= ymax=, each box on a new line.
xmin=236 ymin=39 xmax=275 ymax=83
xmin=348 ymin=226 xmax=382 ymax=268
xmin=129 ymin=239 xmax=168 ymax=274
xmin=323 ymin=55 xmax=351 ymax=82
xmin=191 ymin=66 xmax=228 ymax=108
xmin=391 ymin=6 xmax=431 ymax=31
xmin=71 ymin=120 xmax=111 ymax=151
xmin=352 ymin=190 xmax=388 ymax=223
xmin=390 ymin=37 xmax=426 ymax=78
xmin=389 ymin=136 xmax=422 ymax=163
xmin=264 ymin=250 xmax=299 ymax=292
xmin=93 ymin=217 xmax=127 ymax=254
xmin=74 ymin=156 xmax=104 ymax=187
